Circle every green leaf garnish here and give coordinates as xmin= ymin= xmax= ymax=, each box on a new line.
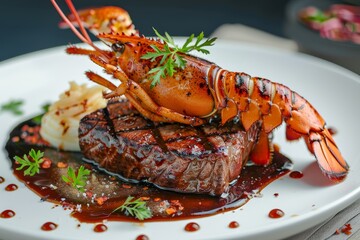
xmin=62 ymin=165 xmax=91 ymax=192
xmin=141 ymin=28 xmax=217 ymax=88
xmin=112 ymin=196 xmax=152 ymax=220
xmin=14 ymin=149 xmax=44 ymax=176
xmin=0 ymin=100 xmax=24 ymax=115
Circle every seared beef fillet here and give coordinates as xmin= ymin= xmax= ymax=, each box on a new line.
xmin=79 ymin=100 xmax=261 ymax=195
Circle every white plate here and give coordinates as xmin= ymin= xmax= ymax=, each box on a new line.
xmin=1 ymin=39 xmax=360 ymax=240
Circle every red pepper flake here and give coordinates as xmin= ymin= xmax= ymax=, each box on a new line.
xmin=95 ymin=196 xmax=108 ymax=206
xmin=57 ymin=162 xmax=68 ymax=168
xmin=165 ymin=207 xmax=177 ymax=215
xmin=86 ymin=191 xmax=93 ymax=198
xmin=20 ymin=125 xmax=50 ymax=146
xmin=122 ymin=184 xmax=132 ymax=189
xmin=154 ymin=198 xmax=161 ymax=202
xmin=11 ymin=136 xmax=20 ymax=142
xmin=41 ymin=158 xmax=52 ymax=169
xmin=341 ymin=223 xmax=352 ymax=235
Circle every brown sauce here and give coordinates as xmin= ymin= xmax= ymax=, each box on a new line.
xmin=0 ymin=210 xmax=15 ymax=218
xmin=5 ymin=183 xmax=18 ymax=191
xmin=41 ymin=222 xmax=58 ymax=231
xmin=268 ymin=209 xmax=284 ymax=218
xmin=93 ymin=223 xmax=108 ymax=233
xmin=5 ymin=119 xmax=292 ymax=223
xmin=228 ymin=221 xmax=240 ymax=228
xmin=184 ymin=222 xmax=200 ymax=232
xmin=136 ymin=234 xmax=150 ymax=240
xmin=289 ymin=171 xmax=303 ymax=179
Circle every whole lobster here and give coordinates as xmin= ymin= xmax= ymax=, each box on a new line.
xmin=51 ymin=0 xmax=349 ymax=182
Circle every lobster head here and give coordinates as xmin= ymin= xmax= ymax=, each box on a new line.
xmin=98 ymin=33 xmax=164 ymax=82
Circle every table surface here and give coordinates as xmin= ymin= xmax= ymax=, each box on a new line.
xmin=0 ymin=0 xmax=290 ymax=62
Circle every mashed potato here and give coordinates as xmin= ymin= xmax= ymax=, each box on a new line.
xmin=40 ymin=82 xmax=107 ymax=151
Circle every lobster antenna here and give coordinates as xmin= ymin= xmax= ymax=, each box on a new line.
xmin=64 ymin=0 xmax=92 ymax=43
xmin=51 ymin=0 xmax=108 ymax=58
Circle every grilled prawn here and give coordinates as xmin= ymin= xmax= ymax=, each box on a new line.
xmin=51 ymin=0 xmax=349 ymax=182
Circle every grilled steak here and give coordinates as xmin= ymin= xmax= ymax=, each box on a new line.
xmin=79 ymin=99 xmax=261 ymax=195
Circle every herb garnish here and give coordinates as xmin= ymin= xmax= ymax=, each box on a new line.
xmin=62 ymin=165 xmax=91 ymax=192
xmin=141 ymin=28 xmax=217 ymax=87
xmin=14 ymin=149 xmax=44 ymax=176
xmin=0 ymin=100 xmax=24 ymax=115
xmin=112 ymin=196 xmax=152 ymax=220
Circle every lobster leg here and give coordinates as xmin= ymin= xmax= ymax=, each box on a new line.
xmin=85 ymin=71 xmax=171 ymax=122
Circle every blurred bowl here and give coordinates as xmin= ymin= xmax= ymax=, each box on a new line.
xmin=285 ymin=0 xmax=360 ymax=74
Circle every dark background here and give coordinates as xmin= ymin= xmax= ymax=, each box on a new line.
xmin=0 ymin=0 xmax=291 ymax=62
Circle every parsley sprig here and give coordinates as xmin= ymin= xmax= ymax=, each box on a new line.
xmin=141 ymin=28 xmax=217 ymax=87
xmin=112 ymin=196 xmax=152 ymax=220
xmin=0 ymin=100 xmax=24 ymax=115
xmin=62 ymin=166 xmax=91 ymax=192
xmin=14 ymin=149 xmax=44 ymax=176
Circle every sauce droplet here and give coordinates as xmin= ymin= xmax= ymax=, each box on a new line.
xmin=5 ymin=183 xmax=18 ymax=191
xmin=268 ymin=208 xmax=284 ymax=218
xmin=41 ymin=222 xmax=58 ymax=231
xmin=136 ymin=234 xmax=150 ymax=240
xmin=274 ymin=193 xmax=279 ymax=197
xmin=184 ymin=222 xmax=200 ymax=232
xmin=289 ymin=171 xmax=303 ymax=179
xmin=0 ymin=176 xmax=5 ymax=184
xmin=0 ymin=210 xmax=15 ymax=218
xmin=228 ymin=221 xmax=240 ymax=228
xmin=94 ymin=223 xmax=108 ymax=233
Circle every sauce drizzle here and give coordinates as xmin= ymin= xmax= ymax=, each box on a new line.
xmin=94 ymin=224 xmax=108 ymax=233
xmin=136 ymin=234 xmax=150 ymax=240
xmin=184 ymin=222 xmax=200 ymax=232
xmin=228 ymin=221 xmax=240 ymax=228
xmin=0 ymin=210 xmax=15 ymax=218
xmin=41 ymin=222 xmax=58 ymax=231
xmin=268 ymin=209 xmax=284 ymax=218
xmin=289 ymin=171 xmax=304 ymax=179
xmin=5 ymin=184 xmax=18 ymax=191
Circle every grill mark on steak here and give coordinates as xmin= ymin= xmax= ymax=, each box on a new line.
xmin=79 ymin=99 xmax=261 ymax=195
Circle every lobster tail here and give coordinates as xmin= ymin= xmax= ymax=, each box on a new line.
xmin=310 ymin=129 xmax=349 ymax=181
